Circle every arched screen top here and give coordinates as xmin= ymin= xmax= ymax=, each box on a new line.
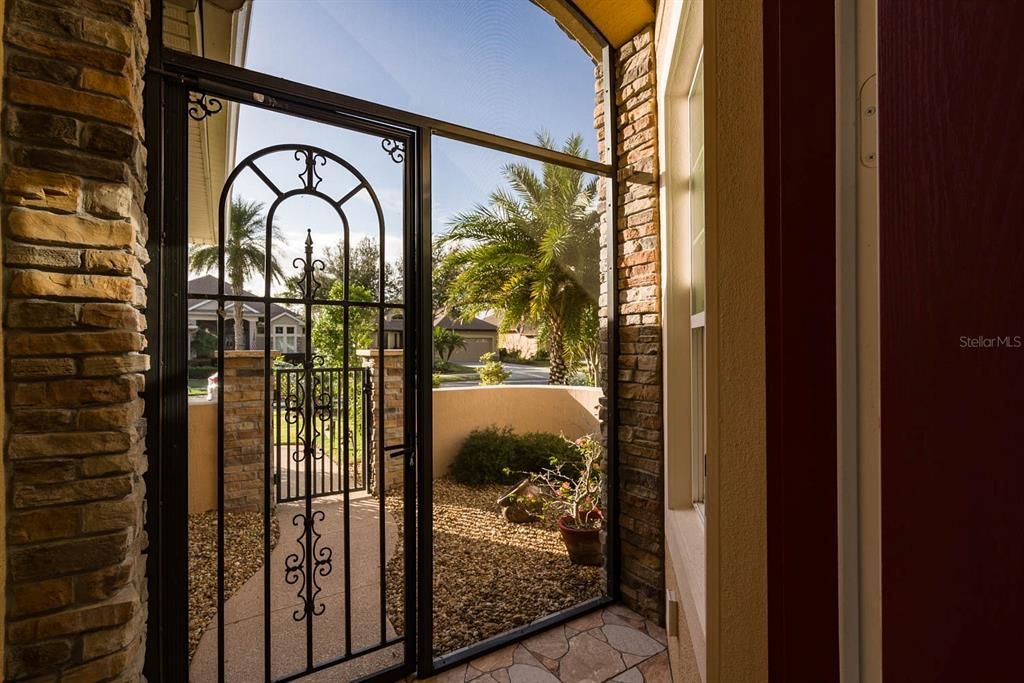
xmin=163 ymin=0 xmax=602 ymax=159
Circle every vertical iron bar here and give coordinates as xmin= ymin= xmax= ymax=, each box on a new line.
xmin=415 ymin=129 xmax=433 ymax=677
xmin=303 ymin=233 xmax=315 ymax=671
xmin=342 ymin=297 xmax=353 ymax=656
xmin=601 ymin=44 xmax=622 ymax=602
xmin=330 ymin=369 xmax=335 ymax=494
xmin=276 ymin=370 xmax=282 ymax=503
xmin=341 ymin=207 xmax=354 ymax=657
xmin=376 ymin=285 xmax=387 ymax=643
xmin=152 ymin=78 xmax=191 ymax=681
xmin=405 ymin=127 xmax=424 ymax=674
xmin=215 ymin=92 xmax=227 ymax=683
xmin=363 ymin=368 xmax=370 ymax=491
xmin=263 ymin=187 xmax=275 ymax=682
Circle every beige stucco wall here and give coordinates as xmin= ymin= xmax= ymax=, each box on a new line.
xmin=657 ymin=0 xmax=768 ymax=680
xmin=188 ymin=400 xmax=219 ymax=514
xmin=704 ymin=0 xmax=768 ymax=681
xmin=187 ymin=386 xmax=600 ymax=509
xmin=431 ymin=386 xmax=602 ymax=479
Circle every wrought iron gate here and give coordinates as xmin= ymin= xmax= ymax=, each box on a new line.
xmin=164 ymin=74 xmax=419 ymax=681
xmin=274 ymin=366 xmax=372 ymax=502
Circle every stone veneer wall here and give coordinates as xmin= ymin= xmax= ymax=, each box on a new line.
xmin=359 ymin=349 xmax=404 ymax=494
xmin=597 ymin=27 xmax=665 ymax=622
xmin=1 ymin=0 xmax=149 ymax=680
xmin=221 ymin=351 xmax=267 ymax=513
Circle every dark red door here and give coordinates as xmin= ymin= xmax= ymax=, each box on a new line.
xmin=879 ymin=4 xmax=1024 ymax=681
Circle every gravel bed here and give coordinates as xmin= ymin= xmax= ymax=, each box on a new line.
xmin=188 ymin=511 xmax=280 ymax=658
xmin=385 ymin=478 xmax=604 ymax=656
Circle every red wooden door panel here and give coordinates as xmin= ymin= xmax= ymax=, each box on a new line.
xmin=879 ymin=4 xmax=1024 ymax=681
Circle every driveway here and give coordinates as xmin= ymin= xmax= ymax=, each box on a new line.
xmin=444 ymin=362 xmax=550 ymax=387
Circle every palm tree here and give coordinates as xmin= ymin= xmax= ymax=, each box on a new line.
xmin=190 ymin=197 xmax=285 ymax=350
xmin=432 ymin=326 xmax=467 ymax=366
xmin=439 ymin=133 xmax=600 ymax=384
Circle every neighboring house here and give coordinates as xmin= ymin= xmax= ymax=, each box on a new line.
xmin=384 ymin=314 xmax=499 ymax=363
xmin=434 ymin=315 xmax=499 ymax=363
xmin=484 ymin=312 xmax=542 ymax=359
xmin=187 ymin=275 xmax=306 ymax=359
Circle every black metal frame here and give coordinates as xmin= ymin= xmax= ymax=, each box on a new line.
xmin=144 ymin=1 xmax=620 ymax=680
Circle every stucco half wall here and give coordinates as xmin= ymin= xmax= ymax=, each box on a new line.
xmin=431 ymin=386 xmax=603 ymax=479
xmin=188 ymin=399 xmax=218 ymax=514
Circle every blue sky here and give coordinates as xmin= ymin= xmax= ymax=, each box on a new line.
xmin=220 ymin=0 xmax=598 ymax=294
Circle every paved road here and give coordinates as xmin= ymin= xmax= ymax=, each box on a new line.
xmin=443 ymin=362 xmax=550 ymax=387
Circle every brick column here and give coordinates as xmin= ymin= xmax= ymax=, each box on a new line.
xmin=1 ymin=0 xmax=149 ymax=679
xmin=357 ymin=349 xmax=404 ymax=494
xmin=221 ymin=351 xmax=270 ymax=513
xmin=597 ymin=27 xmax=665 ymax=622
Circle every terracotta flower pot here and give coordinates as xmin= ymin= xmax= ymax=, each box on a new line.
xmin=558 ymin=512 xmax=604 ymax=566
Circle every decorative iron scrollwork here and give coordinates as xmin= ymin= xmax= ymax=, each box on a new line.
xmin=381 ymin=138 xmax=405 ymax=163
xmin=295 ymin=148 xmax=327 ymax=190
xmin=188 ymin=92 xmax=223 ymax=121
xmin=284 ymin=511 xmax=333 ymax=621
xmin=292 ymin=229 xmax=327 ymax=302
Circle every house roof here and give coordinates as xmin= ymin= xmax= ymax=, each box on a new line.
xmin=188 ymin=275 xmax=300 ymax=321
xmin=433 ymin=314 xmax=498 ymax=333
xmin=483 ymin=312 xmax=538 ymax=336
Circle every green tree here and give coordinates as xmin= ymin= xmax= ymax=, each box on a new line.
xmin=431 ymin=239 xmax=465 ymax=317
xmin=439 ymin=133 xmax=600 ymax=384
xmin=190 ymin=327 xmax=218 ymax=360
xmin=311 ymin=280 xmax=376 ymax=368
xmin=432 ymin=326 xmax=466 ymax=366
xmin=282 ymin=236 xmax=402 ymax=302
xmin=189 ymin=197 xmax=284 ymax=350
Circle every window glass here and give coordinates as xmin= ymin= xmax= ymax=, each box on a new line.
xmin=689 ymin=54 xmax=706 ymax=507
xmin=689 ymin=57 xmax=705 ymax=315
xmin=429 ymin=137 xmax=609 ymax=656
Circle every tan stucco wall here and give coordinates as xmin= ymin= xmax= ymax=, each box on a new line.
xmin=704 ymin=0 xmax=768 ymax=681
xmin=432 ymin=386 xmax=602 ymax=479
xmin=188 ymin=400 xmax=219 ymax=514
xmin=188 ymin=386 xmax=601 ymax=509
xmin=657 ymin=0 xmax=768 ymax=679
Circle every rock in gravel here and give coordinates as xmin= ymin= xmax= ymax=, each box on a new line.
xmin=188 ymin=511 xmax=279 ymax=658
xmin=497 ymin=478 xmax=546 ymax=524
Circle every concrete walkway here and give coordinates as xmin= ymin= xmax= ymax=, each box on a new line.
xmin=190 ymin=491 xmax=402 ymax=682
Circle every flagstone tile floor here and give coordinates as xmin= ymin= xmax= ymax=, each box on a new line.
xmin=417 ymin=605 xmax=671 ymax=683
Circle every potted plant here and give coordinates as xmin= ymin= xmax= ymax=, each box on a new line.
xmin=530 ymin=436 xmax=605 ymax=566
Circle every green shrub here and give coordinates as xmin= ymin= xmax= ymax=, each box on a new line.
xmin=449 ymin=427 xmax=584 ymax=485
xmin=513 ymin=432 xmax=581 ymax=474
xmin=477 ymin=352 xmax=510 ymax=385
xmin=188 ymin=365 xmax=217 ymax=380
xmin=450 ymin=426 xmax=519 ymax=485
xmin=432 ymin=373 xmax=442 ymax=388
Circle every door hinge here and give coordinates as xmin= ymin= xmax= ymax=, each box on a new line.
xmin=858 ymin=73 xmax=878 ymax=168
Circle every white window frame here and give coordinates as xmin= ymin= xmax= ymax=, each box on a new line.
xmin=274 ymin=323 xmax=299 ymax=353
xmin=688 ymin=53 xmax=707 ymax=512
